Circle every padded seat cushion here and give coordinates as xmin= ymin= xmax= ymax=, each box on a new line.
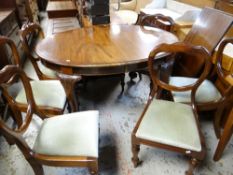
xmin=15 ymin=80 xmax=66 ymax=109
xmin=33 ymin=110 xmax=99 ymax=157
xmin=114 ymin=10 xmax=138 ymax=24
xmin=169 ymin=77 xmax=222 ymax=103
xmin=136 ymin=99 xmax=202 ymax=152
xmin=37 ymin=61 xmax=57 ymax=78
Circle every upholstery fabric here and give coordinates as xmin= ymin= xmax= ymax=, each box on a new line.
xmin=119 ymin=0 xmax=136 ymax=11
xmin=136 ymin=99 xmax=202 ymax=152
xmin=166 ymin=0 xmax=200 ymax=15
xmin=33 ymin=110 xmax=99 ymax=157
xmin=169 ymin=77 xmax=222 ymax=103
xmin=38 ymin=61 xmax=57 ymax=78
xmin=15 ymin=80 xmax=66 ymax=109
xmin=135 ymin=0 xmax=153 ymax=12
xmin=175 ymin=10 xmax=201 ymax=23
xmin=141 ymin=0 xmax=201 ymax=21
xmin=114 ymin=10 xmax=138 ymax=24
xmin=145 ymin=0 xmax=166 ymax=9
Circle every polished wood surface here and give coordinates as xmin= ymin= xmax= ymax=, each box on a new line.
xmin=132 ymin=42 xmax=211 ymax=175
xmin=174 ymin=7 xmax=233 ymax=77
xmin=36 ymin=24 xmax=178 ymax=75
xmin=46 ymin=1 xmax=77 ymax=18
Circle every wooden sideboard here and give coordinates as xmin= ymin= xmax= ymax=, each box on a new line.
xmin=0 ymin=9 xmax=23 ymax=68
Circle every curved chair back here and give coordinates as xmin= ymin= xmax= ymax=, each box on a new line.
xmin=132 ymin=42 xmax=211 ymax=175
xmin=138 ymin=14 xmax=175 ymax=32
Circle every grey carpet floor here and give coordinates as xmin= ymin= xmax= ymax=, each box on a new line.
xmin=0 ymin=74 xmax=233 ymax=175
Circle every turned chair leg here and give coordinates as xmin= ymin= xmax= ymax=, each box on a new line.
xmin=214 ymin=106 xmax=225 ymax=138
xmin=185 ymin=158 xmax=199 ymax=175
xmin=131 ymin=136 xmax=141 ymax=167
xmin=214 ymin=109 xmax=233 ymax=161
xmin=89 ymin=161 xmax=98 ymax=175
xmin=28 ymin=158 xmax=44 ymax=175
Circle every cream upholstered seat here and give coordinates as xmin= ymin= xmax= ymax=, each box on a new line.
xmin=114 ymin=0 xmax=153 ymax=25
xmin=141 ymin=0 xmax=201 ymax=21
xmin=114 ymin=10 xmax=139 ymax=24
xmin=0 ymin=65 xmax=99 ymax=175
xmin=19 ymin=23 xmax=81 ymax=112
xmin=33 ymin=110 xmax=99 ymax=157
xmin=131 ymin=42 xmax=210 ymax=175
xmin=15 ymin=80 xmax=66 ymax=110
xmin=169 ymin=77 xmax=222 ymax=103
xmin=37 ymin=58 xmax=57 ymax=78
xmin=136 ymin=99 xmax=201 ymax=152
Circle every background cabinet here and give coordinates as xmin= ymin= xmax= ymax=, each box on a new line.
xmin=0 ymin=9 xmax=22 ymax=68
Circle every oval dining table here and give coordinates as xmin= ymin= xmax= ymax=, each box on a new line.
xmin=36 ymin=24 xmax=178 ymax=76
xmin=36 ymin=24 xmax=178 ymax=111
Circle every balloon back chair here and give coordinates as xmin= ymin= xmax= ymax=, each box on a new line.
xmin=0 ymin=65 xmax=99 ymax=175
xmin=130 ymin=13 xmax=175 ymax=82
xmin=131 ymin=42 xmax=211 ymax=175
xmin=19 ymin=22 xmax=81 ymax=112
xmin=0 ymin=36 xmax=80 ymax=114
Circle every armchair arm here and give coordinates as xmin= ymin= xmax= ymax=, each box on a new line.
xmin=118 ymin=0 xmax=137 ymax=11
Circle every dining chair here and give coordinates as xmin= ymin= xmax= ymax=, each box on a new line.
xmin=20 ymin=23 xmax=81 ymax=112
xmin=0 ymin=65 xmax=99 ymax=175
xmin=169 ymin=38 xmax=233 ymax=124
xmin=0 ymin=36 xmax=80 ymax=115
xmin=131 ymin=42 xmax=211 ymax=175
xmin=129 ymin=13 xmax=175 ymax=82
xmin=19 ymin=22 xmax=56 ymax=80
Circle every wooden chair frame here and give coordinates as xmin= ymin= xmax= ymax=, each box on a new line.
xmin=137 ymin=13 xmax=175 ymax=32
xmin=214 ymin=97 xmax=233 ymax=161
xmin=19 ymin=23 xmax=48 ymax=80
xmin=1 ymin=32 xmax=80 ymax=113
xmin=130 ymin=13 xmax=175 ymax=82
xmin=212 ymin=38 xmax=233 ymax=138
xmin=131 ymin=42 xmax=211 ymax=175
xmin=0 ymin=65 xmax=98 ymax=175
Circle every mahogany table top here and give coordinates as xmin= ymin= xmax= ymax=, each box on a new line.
xmin=36 ymin=24 xmax=178 ymax=75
